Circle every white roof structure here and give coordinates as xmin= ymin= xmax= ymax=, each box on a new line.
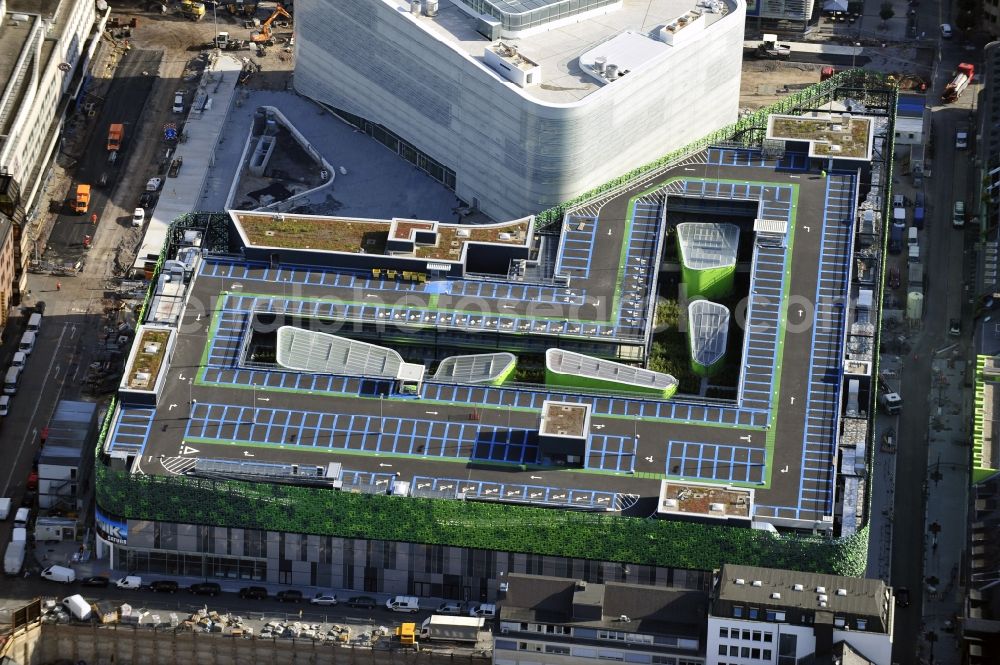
xmin=434 ymin=353 xmax=516 ymax=384
xmin=275 ymin=327 xmax=404 ymax=377
xmin=545 ymin=348 xmax=677 ymax=391
xmin=687 ymin=300 xmax=730 ymax=367
xmin=676 ymin=223 xmax=740 ymax=270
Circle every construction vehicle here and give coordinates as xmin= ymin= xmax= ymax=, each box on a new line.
xmin=107 ymin=123 xmax=124 ymax=151
xmin=73 ymin=184 xmax=91 ymax=214
xmin=226 ymin=1 xmax=258 ymax=17
xmin=212 ymin=32 xmax=251 ymax=50
xmin=250 ymin=4 xmax=291 ymax=44
xmin=754 ymin=34 xmax=790 ymax=60
xmin=395 ymin=622 xmax=417 ymax=646
xmin=820 ymin=66 xmax=836 ymax=81
xmin=180 ymin=1 xmax=206 ymax=20
xmin=942 ymin=63 xmax=974 ymax=103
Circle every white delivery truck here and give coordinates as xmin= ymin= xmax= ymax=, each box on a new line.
xmin=115 ymin=575 xmax=142 ymax=590
xmin=62 ymin=595 xmax=93 ymax=621
xmin=0 ymin=498 xmax=10 ymax=520
xmin=14 ymin=507 xmax=29 ymax=528
xmin=4 ymin=541 xmax=25 ymax=575
xmin=385 ymin=595 xmax=421 ymax=613
xmin=41 ymin=565 xmax=76 ymax=583
xmin=419 ymin=615 xmax=485 ymax=643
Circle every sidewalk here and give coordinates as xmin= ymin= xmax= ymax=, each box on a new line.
xmin=918 ymin=354 xmax=968 ymax=665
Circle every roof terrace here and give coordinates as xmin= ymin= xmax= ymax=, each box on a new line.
xmin=767 ymin=113 xmax=875 ymax=161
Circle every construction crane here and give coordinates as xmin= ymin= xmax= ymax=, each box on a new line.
xmin=250 ymin=4 xmax=291 ymax=44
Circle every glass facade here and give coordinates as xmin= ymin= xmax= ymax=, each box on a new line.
xmin=455 ymin=0 xmax=619 ymax=32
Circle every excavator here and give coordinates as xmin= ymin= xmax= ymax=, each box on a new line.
xmin=250 ymin=4 xmax=291 ymax=45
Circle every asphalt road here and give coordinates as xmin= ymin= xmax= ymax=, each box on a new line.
xmin=889 ymin=35 xmax=976 ymax=665
xmin=46 ymin=49 xmax=161 ymax=268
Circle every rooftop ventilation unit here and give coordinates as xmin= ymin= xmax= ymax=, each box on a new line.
xmin=793 ymin=584 xmax=804 ymax=591
xmin=422 ymin=0 xmax=438 ymax=17
xmin=836 ymin=588 xmax=847 ymax=596
xmin=819 ymin=594 xmax=828 ymax=602
xmin=771 ymin=593 xmax=781 ymax=599
xmin=735 ymin=579 xmax=746 ymax=585
xmin=752 ymin=580 xmax=762 ymax=587
xmin=816 ymin=586 xmax=826 ymax=593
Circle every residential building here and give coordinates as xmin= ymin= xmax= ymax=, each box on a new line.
xmin=294 ymin=0 xmax=746 ymax=220
xmin=963 ymin=472 xmax=1000 ymax=664
xmin=0 ymin=0 xmax=107 ymax=303
xmin=495 ymin=573 xmax=707 ymax=665
xmin=0 ymin=213 xmax=15 ymax=337
xmin=707 ymin=564 xmax=894 ymax=665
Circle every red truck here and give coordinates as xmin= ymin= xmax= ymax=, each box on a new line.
xmin=942 ymin=63 xmax=974 ymax=103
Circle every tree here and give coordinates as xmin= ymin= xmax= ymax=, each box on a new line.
xmin=879 ymin=2 xmax=895 ymax=22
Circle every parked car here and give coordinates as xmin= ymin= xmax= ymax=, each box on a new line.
xmin=950 ymin=319 xmax=961 ymax=336
xmin=895 ymin=586 xmax=911 ymax=607
xmin=276 ymin=590 xmax=303 ymax=603
xmin=310 ymin=593 xmax=338 ymax=606
xmin=436 ymin=601 xmax=464 ymax=615
xmin=138 ymin=192 xmax=157 ymax=209
xmin=880 ymin=428 xmax=896 ymax=453
xmin=940 ymin=23 xmax=953 ymax=38
xmin=344 ymin=595 xmax=378 ymax=609
xmin=80 ymin=576 xmax=109 ymax=588
xmin=238 ymin=586 xmax=268 ymax=600
xmin=888 ymin=266 xmax=900 ymax=289
xmin=132 ymin=208 xmax=145 ymax=227
xmin=145 ymin=177 xmax=162 ymax=192
xmin=468 ymin=602 xmax=497 ymax=619
xmin=150 ymin=580 xmax=179 ymax=593
xmin=190 ymin=582 xmax=221 ymax=596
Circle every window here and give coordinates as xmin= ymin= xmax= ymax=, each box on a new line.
xmin=742 ymin=630 xmax=751 ymax=640
xmin=752 ymin=648 xmax=761 ymax=659
xmin=764 ymin=633 xmax=773 ymax=643
xmin=733 ymin=606 xmax=744 ymax=618
xmin=857 ymin=619 xmax=868 ymax=630
xmin=652 ymin=657 xmax=677 ymax=665
xmin=834 ymin=616 xmax=846 ymax=628
xmin=766 ymin=610 xmax=777 ymax=621
xmin=742 ymin=647 xmax=751 ymax=658
xmin=730 ymin=646 xmax=738 ymax=656
xmin=775 ymin=612 xmax=786 ymax=621
xmin=749 ymin=607 xmax=760 ymax=620
xmin=719 ymin=646 xmax=727 ymax=656
xmin=720 ymin=627 xmax=729 ymax=638
xmin=753 ymin=631 xmax=762 ymax=641
xmin=764 ymin=649 xmax=773 ymax=659
xmin=546 ymin=645 xmax=571 ymax=655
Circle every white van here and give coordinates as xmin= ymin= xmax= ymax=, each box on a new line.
xmin=62 ymin=594 xmax=92 ymax=621
xmin=115 ymin=575 xmax=143 ymax=590
xmin=41 ymin=565 xmax=76 ymax=583
xmin=0 ymin=498 xmax=10 ymax=520
xmin=13 ymin=507 xmax=29 ymax=528
xmin=907 ymin=243 xmax=920 ymax=263
xmin=3 ymin=366 xmax=20 ymax=395
xmin=468 ymin=602 xmax=498 ymax=619
xmin=907 ymin=227 xmax=918 ymax=246
xmin=26 ymin=312 xmax=41 ymax=333
xmin=18 ymin=331 xmax=35 ymax=355
xmin=173 ymin=90 xmax=185 ymax=113
xmin=11 ymin=527 xmax=26 ymax=542
xmin=0 ymin=396 xmax=8 ymax=416
xmin=11 ymin=352 xmax=25 ymax=368
xmin=385 ymin=595 xmax=421 ymax=613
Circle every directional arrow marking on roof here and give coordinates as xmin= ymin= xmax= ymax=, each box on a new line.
xmin=181 ymin=445 xmax=199 ymax=455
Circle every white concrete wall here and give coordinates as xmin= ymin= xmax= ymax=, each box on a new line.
xmin=294 ymin=0 xmax=745 ymax=220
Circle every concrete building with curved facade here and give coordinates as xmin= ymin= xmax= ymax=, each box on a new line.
xmin=294 ymin=0 xmax=746 ymax=220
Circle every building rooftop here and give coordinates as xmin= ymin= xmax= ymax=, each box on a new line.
xmin=232 ymin=211 xmax=531 ymax=263
xmin=657 ymin=481 xmax=752 ymax=520
xmin=433 ymin=352 xmax=516 ymax=384
xmin=499 ymin=573 xmax=708 ymax=636
xmin=545 ymin=348 xmax=678 ymax=391
xmin=767 ymin=113 xmax=875 ymax=161
xmin=398 ymin=0 xmax=736 ymax=104
xmin=676 ymin=222 xmax=739 ymax=270
xmin=688 ymin=300 xmax=730 ymax=367
xmin=539 ymin=400 xmax=591 ymax=438
xmin=715 ymin=564 xmax=891 ymax=631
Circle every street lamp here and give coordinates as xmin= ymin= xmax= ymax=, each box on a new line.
xmin=852 ymin=42 xmax=861 ymax=70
